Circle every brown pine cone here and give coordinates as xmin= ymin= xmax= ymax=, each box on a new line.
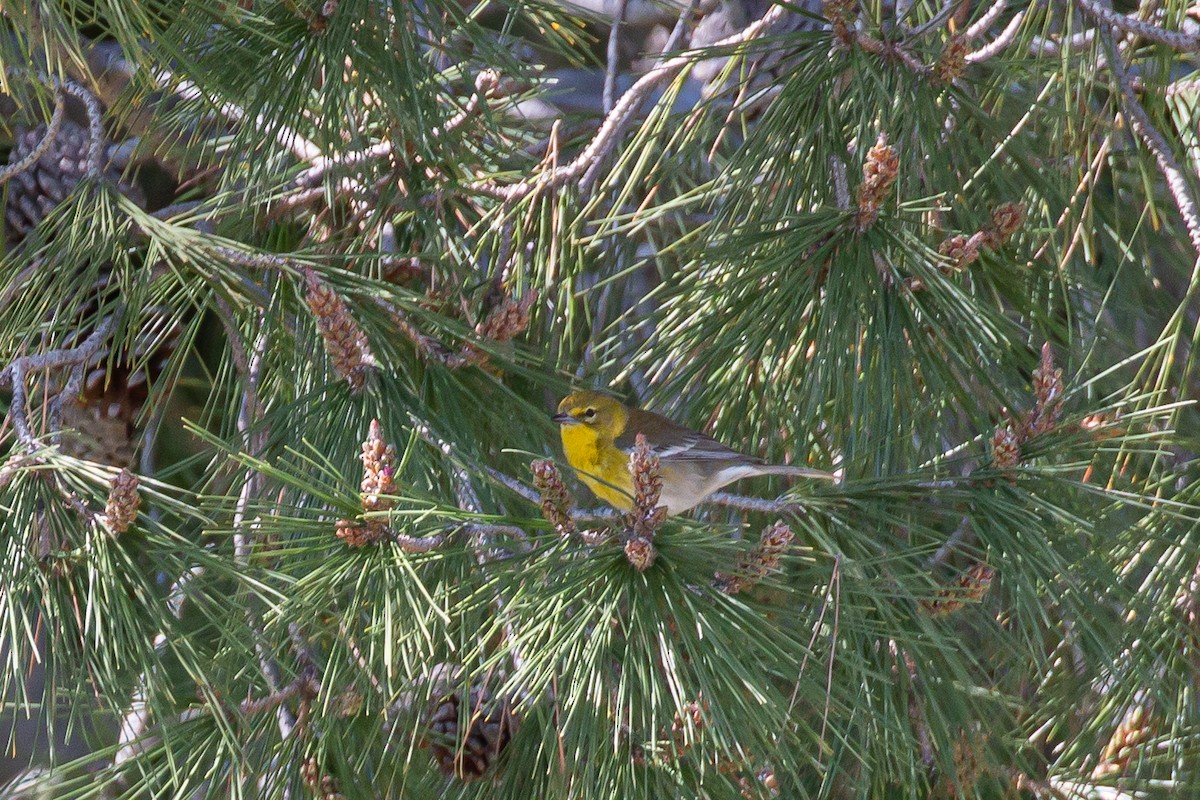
xmin=4 ymin=120 xmax=144 ymax=245
xmin=422 ymin=664 xmax=516 ymax=781
xmin=58 ymin=312 xmax=181 ymax=467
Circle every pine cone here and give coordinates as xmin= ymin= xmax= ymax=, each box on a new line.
xmin=60 ymin=370 xmax=143 ymax=467
xmin=422 ymin=664 xmax=516 ymax=781
xmin=59 ymin=314 xmax=180 ymax=467
xmin=4 ymin=120 xmax=144 ymax=245
xmin=5 ymin=118 xmax=173 ymax=465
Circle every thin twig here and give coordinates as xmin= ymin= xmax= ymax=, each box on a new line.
xmin=1093 ymin=23 xmax=1200 ymax=256
xmin=966 ymin=10 xmax=1026 ymax=63
xmin=0 ymin=316 xmax=116 ymax=388
xmin=1077 ymin=0 xmax=1200 ymax=52
xmin=0 ymin=86 xmax=66 ymax=186
xmin=661 ymin=0 xmax=702 ymax=54
xmin=294 ymin=141 xmax=394 ymax=190
xmin=0 ymin=72 xmax=102 ymax=181
xmin=1027 ymin=29 xmax=1096 ymax=57
xmin=8 ymin=359 xmax=35 ymax=447
xmin=821 ymin=556 xmax=841 ymax=748
xmin=434 ymin=70 xmax=500 ymax=137
xmin=209 ymin=244 xmax=298 ymax=273
xmin=114 ymin=565 xmax=205 ymax=772
xmin=57 ymin=80 xmax=105 ymax=179
xmin=177 ymin=673 xmax=315 ymax=725
xmin=52 ymin=309 xmax=125 ymax=435
xmin=0 ymin=452 xmax=39 ymax=491
xmin=830 ymin=155 xmax=850 ymax=210
xmin=230 ymin=321 xmax=297 ymax=738
xmin=904 ymin=0 xmax=964 ymax=39
xmin=1010 ymin=771 xmax=1073 ymax=800
xmin=855 ymin=32 xmax=932 ymax=75
xmin=156 ymin=69 xmax=322 ymax=161
xmin=149 ymin=201 xmax=207 ymax=220
xmin=382 ymin=524 xmax=450 ymax=553
xmin=705 ymin=491 xmax=811 ymax=514
xmin=964 ymin=0 xmax=1009 ymax=41
xmin=1166 ymin=76 xmax=1200 ymax=97
xmin=289 ymin=71 xmax=498 ymax=195
xmin=485 ymin=465 xmax=540 ymax=503
xmin=604 ymin=0 xmax=631 ymax=114
xmin=922 ymin=516 xmax=972 ymax=570
xmin=485 ymin=464 xmax=619 ymax=521
xmin=474 ymin=2 xmax=788 ymax=202
xmin=211 ymin=295 xmax=254 ymax=393
xmin=4 ymin=317 xmax=116 ymax=450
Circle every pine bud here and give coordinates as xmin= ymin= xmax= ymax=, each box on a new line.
xmin=668 ymin=699 xmax=706 ymax=759
xmin=335 ymin=519 xmax=386 ymax=547
xmin=991 ymin=425 xmax=1020 ymax=470
xmin=300 ymin=754 xmax=345 ymax=800
xmin=628 ymin=433 xmax=664 ymax=528
xmin=987 ymin=201 xmax=1025 ymax=242
xmin=855 ymin=135 xmax=899 ymax=231
xmin=823 ymin=0 xmax=857 ymax=45
xmin=1028 ymin=342 xmax=1064 ymax=436
xmin=333 ymin=686 xmax=364 ymax=717
xmin=301 ymin=756 xmax=320 ymax=790
xmin=921 ymin=562 xmax=995 ymax=616
xmin=935 ymin=34 xmax=968 ymax=83
xmin=938 ymin=233 xmax=981 ymax=273
xmin=624 ymin=537 xmax=658 ymax=572
xmin=623 ymin=433 xmax=665 ymax=569
xmin=717 ymin=520 xmax=795 ymax=594
xmin=1093 ymin=702 xmax=1156 ymax=778
xmin=360 ymin=419 xmax=397 ymax=513
xmin=933 ymin=201 xmax=1024 ymax=280
xmin=531 ymin=459 xmax=576 ymax=537
xmin=448 ymin=292 xmax=537 ymax=368
xmin=305 ymin=271 xmax=374 ymax=393
xmin=476 ymin=292 xmax=535 ymax=343
xmin=103 ymin=469 xmax=141 ymax=535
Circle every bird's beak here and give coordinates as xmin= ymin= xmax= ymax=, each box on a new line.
xmin=552 ymin=413 xmax=577 ymax=425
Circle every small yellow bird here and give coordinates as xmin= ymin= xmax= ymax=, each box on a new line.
xmin=553 ymin=390 xmax=834 ymax=515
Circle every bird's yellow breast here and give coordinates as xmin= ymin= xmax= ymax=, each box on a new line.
xmin=559 ymin=423 xmax=634 ymax=510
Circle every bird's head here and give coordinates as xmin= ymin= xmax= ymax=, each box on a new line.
xmin=553 ymin=391 xmax=627 ymax=436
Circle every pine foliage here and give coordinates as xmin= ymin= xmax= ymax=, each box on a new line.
xmin=2 ymin=0 xmax=1200 ymax=797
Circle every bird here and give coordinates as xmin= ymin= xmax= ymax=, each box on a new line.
xmin=553 ymin=390 xmax=833 ymax=515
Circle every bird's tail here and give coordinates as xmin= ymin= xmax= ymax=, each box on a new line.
xmin=752 ymin=464 xmax=837 ymax=481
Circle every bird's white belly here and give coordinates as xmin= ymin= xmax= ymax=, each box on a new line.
xmin=657 ymin=464 xmax=763 ymax=514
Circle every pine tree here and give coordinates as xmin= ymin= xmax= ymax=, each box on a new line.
xmin=2 ymin=0 xmax=1200 ymax=797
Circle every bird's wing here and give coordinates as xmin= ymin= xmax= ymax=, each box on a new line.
xmin=615 ymin=410 xmax=760 ymax=464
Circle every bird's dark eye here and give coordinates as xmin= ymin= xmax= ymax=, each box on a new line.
xmin=583 ymin=408 xmax=596 ymax=419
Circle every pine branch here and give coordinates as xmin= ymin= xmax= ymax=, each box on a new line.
xmin=1077 ymin=0 xmax=1200 ymax=52
xmin=411 ymin=418 xmax=530 ymax=671
xmin=966 ymin=11 xmax=1027 ymax=63
xmin=2 ymin=315 xmax=117 ymax=448
xmin=964 ymin=0 xmax=1009 ymax=41
xmin=0 ymin=81 xmax=66 ymax=186
xmin=472 ymin=2 xmax=789 ymax=201
xmin=229 ymin=319 xmax=299 ymax=739
xmin=113 ymin=565 xmax=206 ymax=775
xmin=154 ymin=67 xmax=323 ymax=161
xmin=1091 ymin=22 xmax=1200 ymax=257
